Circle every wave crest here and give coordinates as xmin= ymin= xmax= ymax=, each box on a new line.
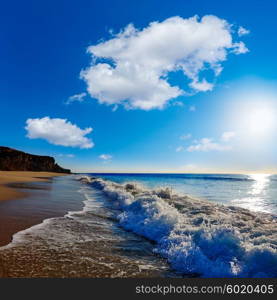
xmin=79 ymin=176 xmax=277 ymax=277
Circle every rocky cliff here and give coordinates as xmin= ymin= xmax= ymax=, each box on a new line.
xmin=0 ymin=147 xmax=71 ymax=173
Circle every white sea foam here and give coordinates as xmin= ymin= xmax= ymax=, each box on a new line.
xmin=81 ymin=176 xmax=277 ymax=278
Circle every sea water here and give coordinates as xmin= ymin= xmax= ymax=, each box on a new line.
xmin=80 ymin=173 xmax=277 ymax=277
xmin=0 ymin=173 xmax=276 ymax=278
xmin=87 ymin=173 xmax=277 ymax=214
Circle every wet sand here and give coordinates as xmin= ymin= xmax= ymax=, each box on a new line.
xmin=0 ymin=171 xmax=68 ymax=202
xmin=0 ymin=172 xmax=70 ymax=246
xmin=0 ymin=175 xmax=174 ymax=278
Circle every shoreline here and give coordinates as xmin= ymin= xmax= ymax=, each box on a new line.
xmin=0 ymin=175 xmax=174 ymax=278
xmin=0 ymin=171 xmax=70 ymax=246
xmin=0 ymin=173 xmax=276 ymax=277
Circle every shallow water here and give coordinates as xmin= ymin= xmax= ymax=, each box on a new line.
xmin=0 ymin=176 xmax=84 ymax=246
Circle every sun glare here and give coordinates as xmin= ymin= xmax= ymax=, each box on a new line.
xmin=230 ymin=91 xmax=277 ymax=138
xmin=246 ymin=105 xmax=275 ymax=135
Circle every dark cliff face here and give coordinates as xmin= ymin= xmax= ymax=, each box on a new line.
xmin=0 ymin=146 xmax=71 ymax=173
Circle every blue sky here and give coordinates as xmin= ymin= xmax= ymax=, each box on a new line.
xmin=1 ymin=0 xmax=277 ymax=173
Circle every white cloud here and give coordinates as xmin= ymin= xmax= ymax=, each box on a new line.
xmin=25 ymin=117 xmax=94 ymax=149
xmin=99 ymin=154 xmax=112 ymax=160
xmin=66 ymin=92 xmax=87 ymax=104
xmin=221 ymin=131 xmax=236 ymax=142
xmin=238 ymin=26 xmax=250 ymax=37
xmin=187 ymin=138 xmax=231 ymax=152
xmin=180 ymin=133 xmax=192 ymax=140
xmin=189 ymin=79 xmax=213 ymax=92
xmin=232 ymin=41 xmax=249 ymax=54
xmin=81 ymin=15 xmax=248 ymax=110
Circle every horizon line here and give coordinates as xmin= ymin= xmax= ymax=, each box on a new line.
xmin=73 ymin=171 xmax=277 ymax=175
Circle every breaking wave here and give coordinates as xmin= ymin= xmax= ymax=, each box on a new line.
xmin=79 ymin=175 xmax=277 ymax=278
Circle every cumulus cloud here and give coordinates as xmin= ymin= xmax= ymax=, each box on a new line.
xmin=25 ymin=117 xmax=94 ymax=149
xmin=66 ymin=92 xmax=87 ymax=104
xmin=81 ymin=15 xmax=248 ymax=110
xmin=221 ymin=131 xmax=236 ymax=142
xmin=238 ymin=26 xmax=250 ymax=36
xmin=189 ymin=79 xmax=213 ymax=92
xmin=187 ymin=138 xmax=231 ymax=152
xmin=232 ymin=41 xmax=249 ymax=54
xmin=99 ymin=154 xmax=112 ymax=160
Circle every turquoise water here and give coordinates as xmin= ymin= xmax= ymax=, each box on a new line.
xmin=87 ymin=173 xmax=277 ymax=214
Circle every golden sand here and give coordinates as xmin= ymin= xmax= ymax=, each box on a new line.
xmin=0 ymin=171 xmax=68 ymax=201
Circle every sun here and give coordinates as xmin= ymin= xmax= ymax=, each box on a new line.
xmin=231 ymin=93 xmax=277 ymax=138
xmin=245 ymin=104 xmax=275 ymax=135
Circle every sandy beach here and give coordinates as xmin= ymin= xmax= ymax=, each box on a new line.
xmin=0 ymin=171 xmax=70 ymax=247
xmin=0 ymin=171 xmax=68 ymax=202
xmin=0 ymin=174 xmax=173 ymax=277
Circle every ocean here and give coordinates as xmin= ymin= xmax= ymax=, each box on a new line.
xmin=87 ymin=173 xmax=277 ymax=214
xmin=0 ymin=173 xmax=276 ymax=278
